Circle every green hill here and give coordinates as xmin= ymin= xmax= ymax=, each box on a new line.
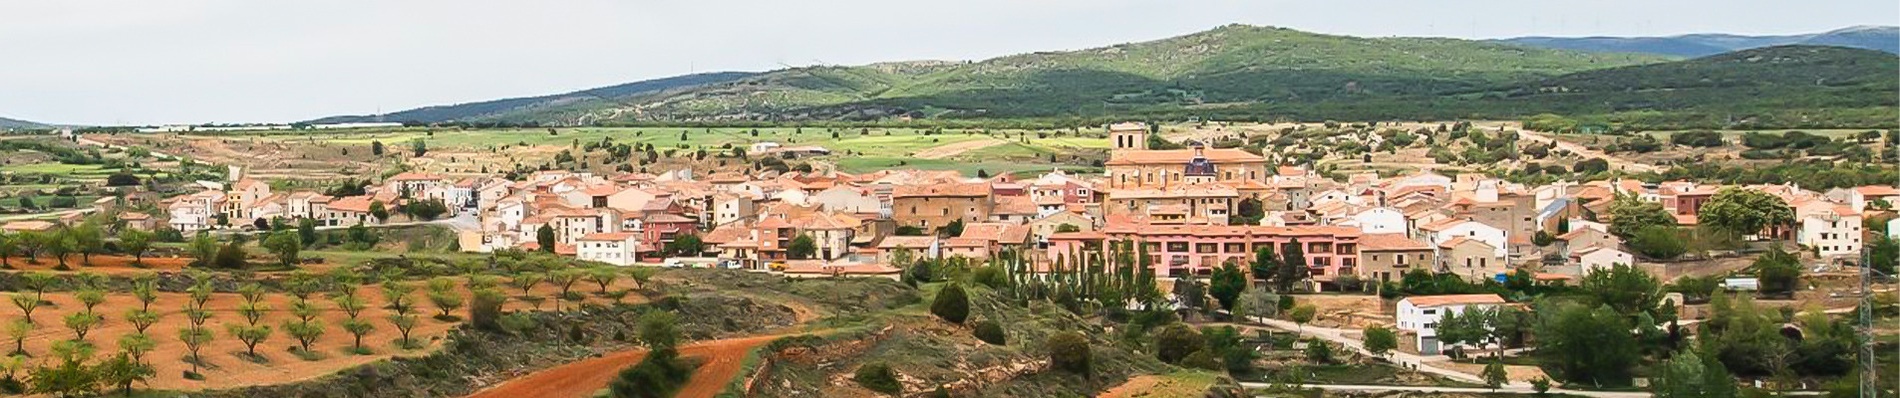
xmin=0 ymin=116 xmax=49 ymax=129
xmin=518 ymin=24 xmax=1668 ymax=123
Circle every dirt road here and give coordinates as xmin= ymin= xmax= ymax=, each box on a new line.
xmin=1502 ymin=123 xmax=1662 ymax=174
xmin=465 ymin=333 xmax=794 ymax=398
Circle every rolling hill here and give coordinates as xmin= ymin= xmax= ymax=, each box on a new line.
xmin=1497 ymin=25 xmax=1900 ymax=57
xmin=305 ymin=71 xmax=758 ymax=124
xmin=0 ymin=116 xmax=49 ymax=129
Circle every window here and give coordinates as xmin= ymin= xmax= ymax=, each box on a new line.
xmin=1423 ymin=309 xmax=1437 ymax=315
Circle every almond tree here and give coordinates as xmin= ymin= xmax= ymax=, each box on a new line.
xmin=586 ymin=268 xmax=620 ymax=294
xmin=75 ymin=287 xmax=107 ymax=316
xmin=6 ymin=320 xmax=30 ymax=356
xmin=548 ymin=269 xmax=585 ymax=310
xmin=382 ymin=281 xmax=417 ymax=315
xmin=124 ymin=309 xmax=160 ymax=334
xmin=282 ymin=318 xmax=325 ymax=356
xmin=63 ymin=312 xmax=101 ymax=342
xmin=178 ymin=326 xmax=213 ymax=373
xmin=333 ymin=294 xmax=367 ymax=320
xmin=227 ymin=324 xmax=272 ymax=359
xmin=117 ymin=332 xmax=156 ymax=364
xmin=389 ymin=314 xmax=419 ymax=349
xmin=130 ymin=275 xmax=159 ymax=311
xmin=342 ymin=319 xmax=374 ymax=354
xmin=8 ymin=293 xmax=39 ymax=324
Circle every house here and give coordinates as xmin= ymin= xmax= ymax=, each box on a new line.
xmin=1395 ymin=294 xmax=1507 ymax=355
xmin=384 ymin=172 xmax=447 ymax=199
xmin=1357 ymin=233 xmax=1435 ymax=283
xmin=1347 ymin=207 xmax=1407 ymax=234
xmin=1552 ymin=228 xmax=1619 ymax=257
xmin=1 ymin=220 xmax=57 ymax=233
xmin=1572 ymin=246 xmax=1634 ymax=276
xmin=990 ymin=196 xmax=1038 ymax=224
xmin=791 ymin=212 xmax=861 ymax=261
xmin=1795 ymin=201 xmax=1862 ymax=259
xmin=1049 ymin=221 xmax=1361 ymax=284
xmin=1439 ymin=237 xmax=1507 ymax=282
xmin=876 ymin=236 xmax=940 ymax=264
xmin=1103 ymin=123 xmax=1269 ymax=190
xmin=576 ymin=232 xmax=641 ymax=266
xmin=117 ymin=212 xmax=156 ymax=231
xmin=1417 ymin=218 xmax=1508 ymax=258
xmin=710 ymin=192 xmax=757 ymax=227
xmin=891 ymin=182 xmax=992 ymax=232
xmin=323 ymin=195 xmax=377 ymax=227
xmin=1027 ymin=211 xmax=1094 ymax=249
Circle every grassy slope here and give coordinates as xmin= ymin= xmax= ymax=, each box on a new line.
xmin=526 ymin=25 xmax=1668 ymax=122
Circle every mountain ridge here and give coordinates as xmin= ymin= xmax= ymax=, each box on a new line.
xmin=1495 ymin=25 xmax=1900 ymax=57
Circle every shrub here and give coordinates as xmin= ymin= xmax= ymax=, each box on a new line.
xmin=1629 ymin=226 xmax=1688 ymax=259
xmin=1181 ymin=350 xmax=1222 ymax=370
xmin=1045 ymin=331 xmax=1091 ymax=374
xmin=1304 ymin=339 xmax=1334 ymax=363
xmin=853 ymin=363 xmax=902 ymax=395
xmin=1154 ymin=323 xmax=1204 ymax=364
xmin=972 ymin=320 xmax=1006 ymax=345
xmin=469 ymin=289 xmax=506 ymax=332
xmin=929 ymin=283 xmax=969 ymax=324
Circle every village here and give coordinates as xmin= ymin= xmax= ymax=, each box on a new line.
xmin=1 ymin=122 xmax=1882 ymax=362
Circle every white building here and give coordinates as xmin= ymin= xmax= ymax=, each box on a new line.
xmin=1572 ymin=246 xmax=1634 ymax=276
xmin=1797 ymin=201 xmax=1863 ymax=259
xmin=1417 ymin=218 xmax=1508 ymax=258
xmin=576 ymin=232 xmax=641 ymax=266
xmin=1348 ymin=207 xmax=1407 ymax=234
xmin=1395 ymin=294 xmax=1507 ymax=355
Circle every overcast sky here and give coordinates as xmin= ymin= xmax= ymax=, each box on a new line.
xmin=3 ymin=0 xmax=1894 ymax=126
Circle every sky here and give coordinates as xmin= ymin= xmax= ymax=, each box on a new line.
xmin=3 ymin=0 xmax=1895 ymax=126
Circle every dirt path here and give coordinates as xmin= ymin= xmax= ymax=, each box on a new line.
xmin=1493 ymin=122 xmax=1662 ymax=174
xmin=1097 ymin=375 xmax=1163 ymax=398
xmin=912 ymin=138 xmax=1004 ymax=159
xmin=464 ymin=333 xmax=797 ymax=398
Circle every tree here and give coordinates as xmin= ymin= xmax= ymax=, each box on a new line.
xmin=370 ymin=140 xmax=385 ymax=156
xmin=28 ymin=342 xmax=99 ymax=397
xmin=1581 ymin=263 xmax=1662 ymax=317
xmin=389 ymin=314 xmax=419 ymax=349
xmin=95 ymin=353 xmax=153 ymax=396
xmin=368 ymin=200 xmax=389 ymax=223
xmin=972 ymin=320 xmax=1006 ymax=345
xmin=43 ymin=229 xmax=75 ymax=268
xmin=1304 ymin=339 xmax=1335 ymax=363
xmin=1154 ymin=323 xmax=1204 ymax=364
xmin=226 ymin=324 xmax=272 ymax=358
xmin=427 ymin=289 xmax=465 ymax=320
xmin=0 ymin=231 xmax=15 ymax=267
xmin=930 ymin=283 xmax=970 ymax=324
xmin=1208 ymin=261 xmax=1246 ymax=311
xmin=186 ymin=232 xmax=218 ymax=267
xmin=116 ymin=229 xmax=152 ymax=266
xmin=263 ymin=232 xmax=301 ymax=267
xmin=410 ymin=138 xmax=427 ymax=157
xmin=282 ymin=318 xmax=326 ymax=354
xmin=663 ymin=233 xmax=701 ymax=257
xmin=1753 ymin=247 xmax=1802 ymax=296
xmin=1574 ymin=158 xmax=1610 ymax=174
xmin=7 ymin=319 xmax=31 ymax=355
xmin=1289 ymin=304 xmax=1316 ymax=331
xmin=609 ymin=311 xmax=693 ymax=398
xmin=1276 ymin=239 xmax=1309 ymax=292
xmin=1482 ymin=360 xmax=1509 ymax=390
xmin=536 ymin=225 xmax=556 ymax=253
xmin=62 ymin=313 xmax=100 ymax=342
xmin=341 ymin=319 xmax=374 ymax=354
xmin=1363 ymin=325 xmax=1398 ymax=359
xmin=1699 ymin=188 xmax=1793 ymax=239
xmin=1629 ymin=226 xmax=1688 ymax=259
xmin=297 ymin=218 xmax=318 ymax=248
xmin=941 ymin=218 xmax=965 ymax=237
xmin=178 ymin=326 xmax=213 ymax=374
xmin=1609 ymin=194 xmax=1677 ymax=238
xmin=1652 ymin=350 xmax=1739 ymax=398
xmin=71 ymin=223 xmax=103 ymax=265
xmin=787 ymin=234 xmax=817 ymax=260
xmin=1046 ymin=331 xmax=1091 ymax=375
xmin=211 ymin=241 xmax=246 ymax=269
xmin=1536 ymin=303 xmax=1640 ymax=386
xmin=1869 ymin=235 xmax=1898 ymax=275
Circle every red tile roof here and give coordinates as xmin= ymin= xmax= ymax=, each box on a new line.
xmin=1358 ymin=233 xmax=1431 ymax=251
xmin=1106 ymin=148 xmax=1265 ymax=166
xmin=1403 ymin=294 xmax=1506 ymax=307
xmin=893 ymin=183 xmax=990 ymax=198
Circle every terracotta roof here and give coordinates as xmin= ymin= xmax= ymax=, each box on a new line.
xmin=387 ymin=172 xmax=444 ymax=182
xmin=1556 ymin=228 xmax=1607 ymax=241
xmin=1856 ymin=185 xmax=1900 ymax=197
xmin=1403 ymin=294 xmax=1506 ymax=307
xmin=231 ymin=178 xmax=266 ymax=191
xmin=877 ymin=236 xmax=938 ymax=250
xmin=327 ymin=195 xmax=376 ymax=213
xmin=647 ymin=213 xmax=697 ymax=224
xmin=1418 ymin=218 xmax=1469 ymax=232
xmin=1439 ymin=236 xmax=1493 ymax=250
xmin=117 ymin=212 xmax=151 ymax=221
xmin=1 ymin=221 xmax=57 ymax=232
xmin=1106 ymin=148 xmax=1264 ymax=166
xmin=582 ymin=185 xmax=623 ymax=197
xmin=1105 ymin=184 xmax=1238 ymax=199
xmin=1048 ymin=231 xmax=1108 ymax=241
xmin=795 ymin=212 xmax=861 ymax=230
xmin=578 ymin=232 xmax=639 ymax=241
xmin=1359 ymin=233 xmax=1432 ymax=251
xmin=944 ymin=237 xmax=989 ymax=248
xmin=1099 ymin=221 xmax=1361 ymax=239
xmin=994 ymin=196 xmax=1036 ymax=215
xmin=892 ymin=183 xmax=990 ymax=198
xmin=701 ymin=224 xmax=751 ymax=244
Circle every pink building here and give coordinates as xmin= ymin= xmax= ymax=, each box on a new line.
xmin=1046 ymin=221 xmax=1362 ymax=284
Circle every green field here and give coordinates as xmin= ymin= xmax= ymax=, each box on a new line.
xmin=0 ymin=162 xmax=117 ymax=176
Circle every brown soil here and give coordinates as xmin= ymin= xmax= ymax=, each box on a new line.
xmin=1433 ymin=360 xmax=1549 ymax=383
xmin=464 ymin=333 xmax=791 ymax=398
xmin=1 ymin=276 xmax=647 ymax=391
xmin=1097 ymin=374 xmax=1163 ymax=398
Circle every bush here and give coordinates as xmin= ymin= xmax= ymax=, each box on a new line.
xmin=1046 ymin=331 xmax=1091 ymax=374
xmin=853 ymin=363 xmax=902 ymax=395
xmin=1182 ymin=350 xmax=1223 ymax=370
xmin=1154 ymin=323 xmax=1205 ymax=364
xmin=930 ymin=283 xmax=970 ymax=324
xmin=469 ymin=289 xmax=506 ymax=332
xmin=1304 ymin=339 xmax=1334 ymax=363
xmin=972 ymin=320 xmax=1006 ymax=345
